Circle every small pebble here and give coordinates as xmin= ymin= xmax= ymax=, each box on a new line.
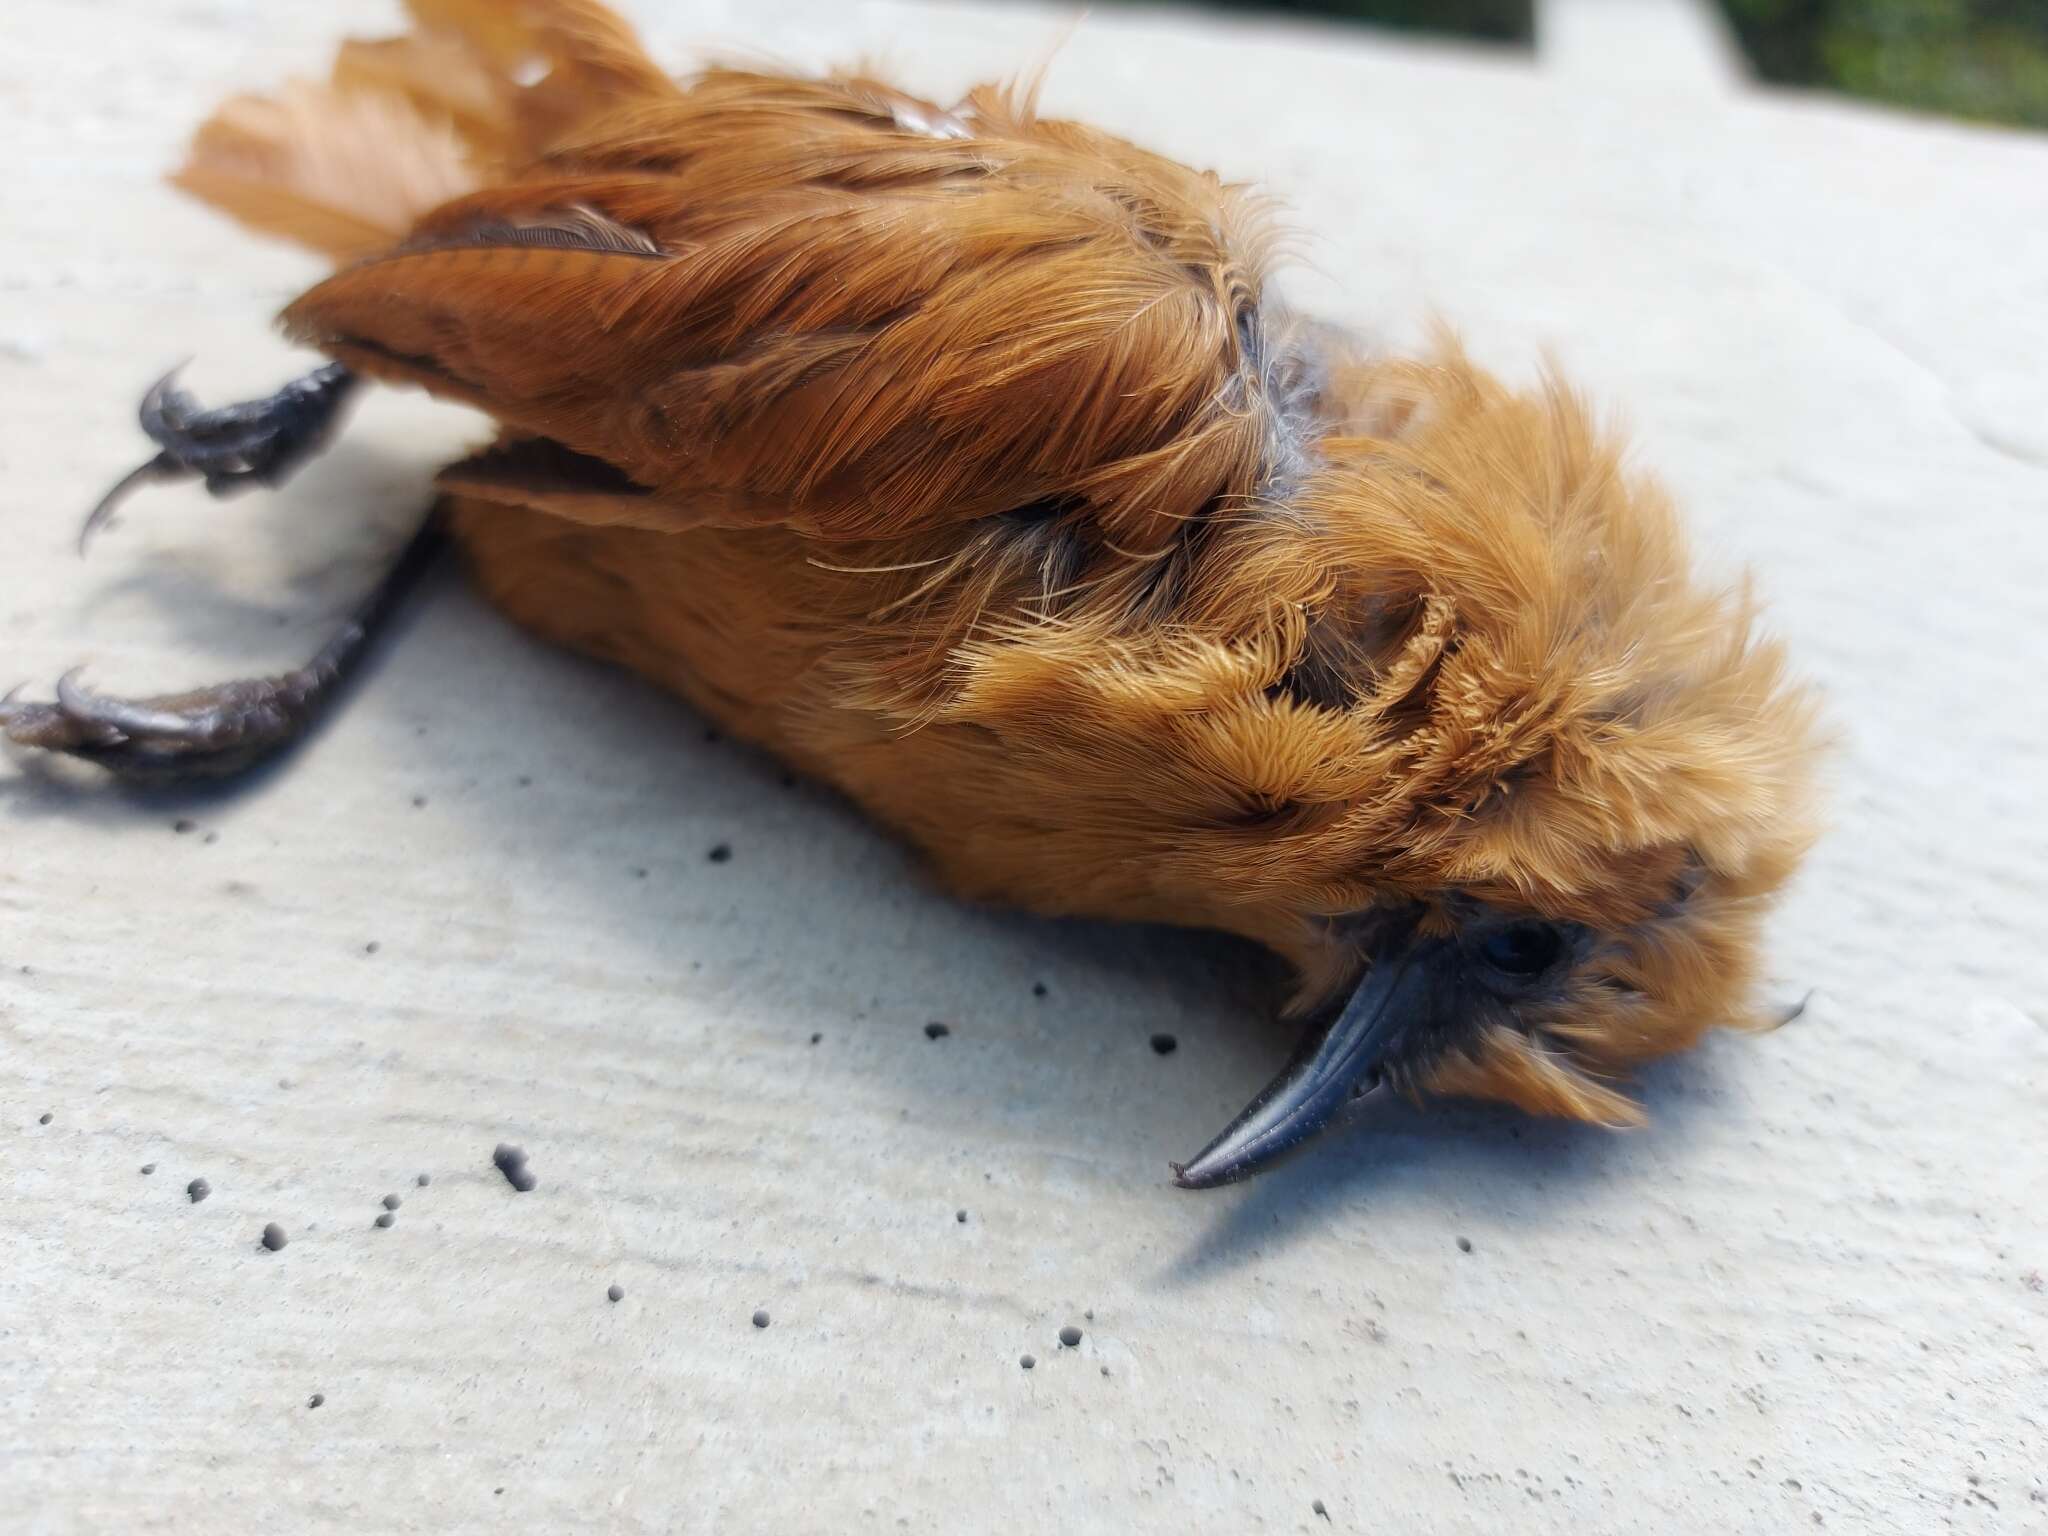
xmin=363 ymin=941 xmax=380 ymax=955
xmin=38 ymin=1112 xmax=52 ymax=1125
xmin=493 ymin=1143 xmax=536 ymax=1192
xmin=1032 ymin=982 xmax=1048 ymax=998
xmin=140 ymin=1163 xmax=155 ymax=1175
xmin=956 ymin=1209 xmax=968 ymax=1224
xmin=172 ymin=819 xmax=196 ymax=834
xmin=373 ymin=1212 xmax=395 ymax=1229
xmin=187 ymin=1178 xmax=211 ymax=1203
xmin=809 ymin=1032 xmax=823 ymax=1045
xmin=707 ymin=843 xmax=732 ymax=864
xmin=1149 ymin=1033 xmax=1178 ymax=1055
xmin=1313 ymin=1499 xmax=1328 ymax=1519
xmin=1059 ymin=1325 xmax=1083 ymax=1348
xmin=924 ymin=1022 xmax=951 ymax=1040
xmin=1457 ymin=1236 xmax=1473 ymax=1254
xmin=261 ymin=1223 xmax=288 ymax=1251
xmin=1019 ymin=1354 xmax=1036 ymax=1370
xmin=382 ymin=1193 xmax=402 ymax=1211
xmin=752 ymin=1309 xmax=770 ymax=1329
xmin=307 ymin=1394 xmax=324 ymax=1409
xmin=416 ymin=1173 xmax=431 ymax=1187
xmin=608 ymin=1284 xmax=624 ymax=1303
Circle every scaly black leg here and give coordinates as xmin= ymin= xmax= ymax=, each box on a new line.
xmin=3 ymin=507 xmax=448 ymax=782
xmin=79 ymin=362 xmax=361 ymax=552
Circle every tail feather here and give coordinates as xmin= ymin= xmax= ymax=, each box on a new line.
xmin=170 ymin=0 xmax=673 ymax=261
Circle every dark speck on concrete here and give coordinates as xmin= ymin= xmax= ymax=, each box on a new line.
xmin=382 ymin=1193 xmax=402 ymax=1211
xmin=202 ymin=831 xmax=219 ymax=845
xmin=707 ymin=843 xmax=732 ymax=864
xmin=1313 ymin=1499 xmax=1329 ymax=1519
xmin=416 ymin=1173 xmax=431 ymax=1187
xmin=140 ymin=1163 xmax=155 ymax=1175
xmin=172 ymin=818 xmax=196 ymax=834
xmin=956 ymin=1209 xmax=968 ymax=1224
xmin=809 ymin=1032 xmax=823 ymax=1045
xmin=752 ymin=1309 xmax=770 ymax=1329
xmin=1019 ymin=1354 xmax=1036 ymax=1370
xmin=924 ymin=1022 xmax=951 ymax=1040
xmin=187 ymin=1178 xmax=210 ymax=1203
xmin=493 ymin=1143 xmax=536 ymax=1192
xmin=308 ymin=1393 xmax=324 ymax=1409
xmin=38 ymin=1112 xmax=51 ymax=1124
xmin=261 ymin=1223 xmax=288 ymax=1251
xmin=517 ymin=775 xmax=533 ymax=788
xmin=1059 ymin=1325 xmax=1082 ymax=1348
xmin=363 ymin=941 xmax=380 ymax=955
xmin=608 ymin=1284 xmax=624 ymax=1303
xmin=1149 ymin=1033 xmax=1178 ymax=1055
xmin=1457 ymin=1236 xmax=1473 ymax=1254
xmin=1032 ymin=982 xmax=1048 ymax=998
xmin=374 ymin=1212 xmax=395 ymax=1229
xmin=411 ymin=795 xmax=428 ymax=808
xmin=632 ymin=867 xmax=648 ymax=879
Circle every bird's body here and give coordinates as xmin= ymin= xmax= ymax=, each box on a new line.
xmin=5 ymin=0 xmax=1824 ymax=1181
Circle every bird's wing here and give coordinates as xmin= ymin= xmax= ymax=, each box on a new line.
xmin=281 ymin=68 xmax=1295 ymax=553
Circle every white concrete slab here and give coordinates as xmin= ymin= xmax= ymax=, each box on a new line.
xmin=3 ymin=2 xmax=2043 ymax=1531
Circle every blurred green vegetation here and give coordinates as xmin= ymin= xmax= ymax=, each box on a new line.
xmin=1721 ymin=1 xmax=2048 ymax=127
xmin=1204 ymin=0 xmax=1531 ymax=43
xmin=1181 ymin=1 xmax=2048 ymax=127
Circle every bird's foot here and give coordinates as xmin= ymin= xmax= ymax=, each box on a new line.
xmin=1 ymin=668 xmax=332 ymax=781
xmin=6 ymin=508 xmax=448 ymax=783
xmin=80 ymin=361 xmax=361 ymax=552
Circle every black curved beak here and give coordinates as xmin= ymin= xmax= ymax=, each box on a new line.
xmin=1170 ymin=938 xmax=1444 ymax=1190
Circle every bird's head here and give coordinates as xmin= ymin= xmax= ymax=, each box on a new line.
xmin=1105 ymin=349 xmax=1828 ymax=1184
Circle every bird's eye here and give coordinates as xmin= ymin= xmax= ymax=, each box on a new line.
xmin=1479 ymin=921 xmax=1566 ymax=979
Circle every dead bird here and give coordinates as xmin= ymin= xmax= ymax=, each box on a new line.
xmin=1 ymin=0 xmax=1825 ymax=1186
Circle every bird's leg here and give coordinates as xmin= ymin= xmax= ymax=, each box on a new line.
xmin=79 ymin=362 xmax=362 ymax=552
xmin=2 ymin=507 xmax=447 ymax=782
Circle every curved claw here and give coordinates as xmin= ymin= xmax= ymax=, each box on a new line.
xmin=55 ymin=667 xmax=223 ymax=742
xmin=79 ymin=452 xmax=178 ymax=555
xmin=78 ymin=360 xmax=361 ymax=555
xmin=138 ymin=361 xmax=196 ymax=438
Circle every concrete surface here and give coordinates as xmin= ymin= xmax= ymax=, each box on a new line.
xmin=3 ymin=2 xmax=2044 ymax=1532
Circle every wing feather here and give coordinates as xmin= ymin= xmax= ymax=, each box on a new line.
xmin=286 ymin=70 xmax=1293 ymax=551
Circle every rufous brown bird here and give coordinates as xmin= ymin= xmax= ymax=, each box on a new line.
xmin=1 ymin=1 xmax=1825 ymax=1186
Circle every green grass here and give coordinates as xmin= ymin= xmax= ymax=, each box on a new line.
xmin=1152 ymin=0 xmax=2048 ymax=127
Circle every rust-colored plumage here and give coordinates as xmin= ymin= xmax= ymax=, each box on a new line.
xmin=10 ymin=1 xmax=1825 ymax=1182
